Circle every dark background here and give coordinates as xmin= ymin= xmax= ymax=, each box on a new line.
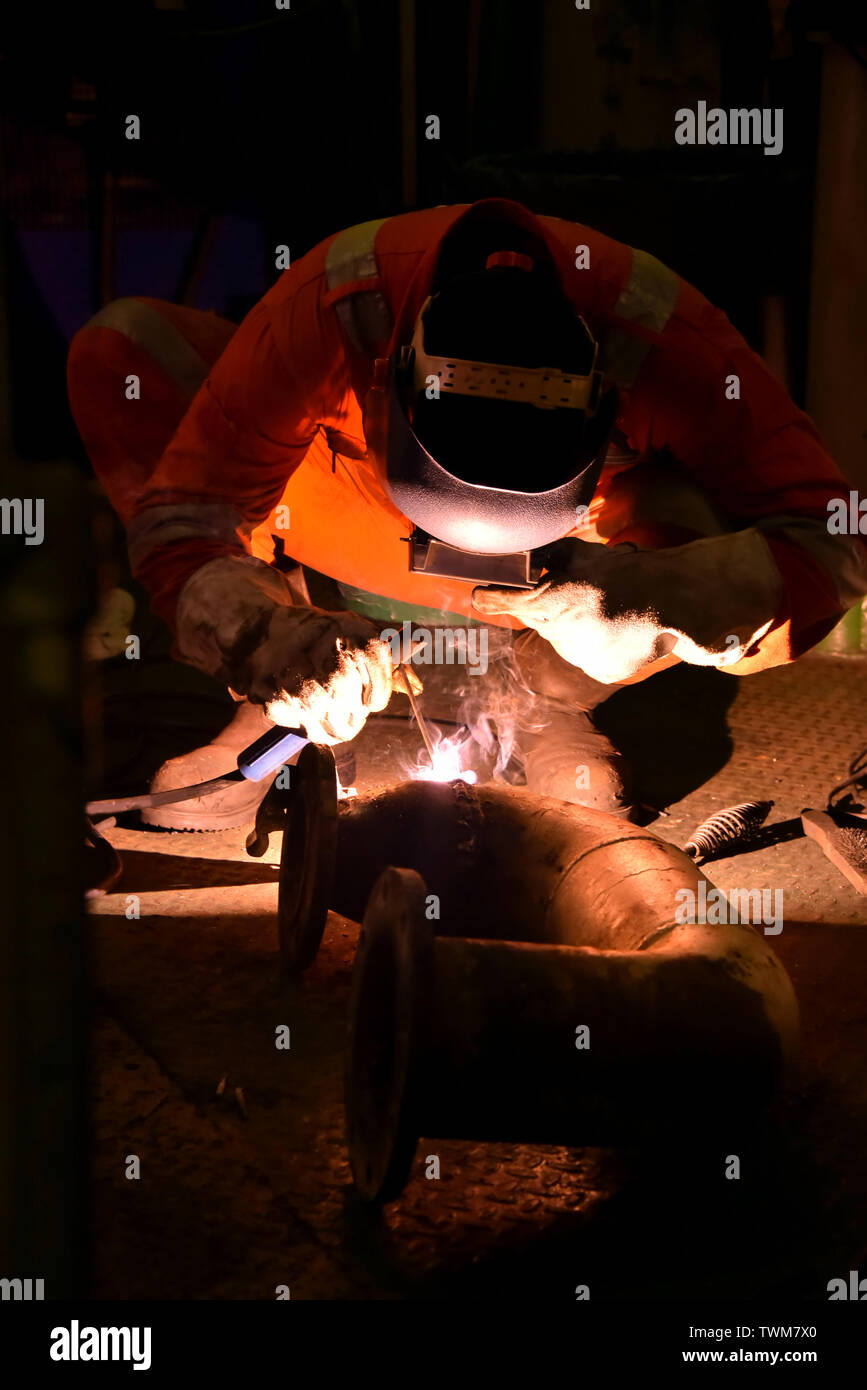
xmin=1 ymin=0 xmax=861 ymax=465
xmin=1 ymin=0 xmax=865 ymax=1301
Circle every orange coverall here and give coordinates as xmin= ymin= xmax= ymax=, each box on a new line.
xmin=67 ymin=198 xmax=867 ymax=674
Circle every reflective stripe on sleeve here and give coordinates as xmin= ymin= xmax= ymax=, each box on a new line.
xmin=126 ymin=502 xmax=246 ymax=572
xmin=324 ymin=217 xmax=393 ymax=357
xmin=84 ymin=298 xmax=211 ymax=399
xmin=600 ymin=248 xmax=680 ymax=387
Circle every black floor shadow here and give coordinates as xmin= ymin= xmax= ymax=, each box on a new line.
xmin=595 ymin=664 xmax=738 ymax=810
xmin=339 ymin=1117 xmax=835 ymax=1301
xmin=111 ymin=849 xmax=279 ymax=894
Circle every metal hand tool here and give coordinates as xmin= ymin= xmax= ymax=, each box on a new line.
xmin=85 ymin=726 xmax=309 ymax=816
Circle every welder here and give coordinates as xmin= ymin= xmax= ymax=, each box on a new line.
xmin=68 ymin=199 xmax=867 ymax=827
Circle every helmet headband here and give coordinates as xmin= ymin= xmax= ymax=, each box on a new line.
xmin=410 ymin=295 xmax=602 ymax=414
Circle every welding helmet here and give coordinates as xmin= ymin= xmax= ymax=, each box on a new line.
xmin=363 ymin=249 xmax=615 ymax=583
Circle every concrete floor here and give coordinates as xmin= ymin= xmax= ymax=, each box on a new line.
xmin=88 ymin=653 xmax=867 ymax=1300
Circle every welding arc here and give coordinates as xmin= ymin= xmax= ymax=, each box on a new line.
xmin=85 ymin=771 xmax=245 ymax=817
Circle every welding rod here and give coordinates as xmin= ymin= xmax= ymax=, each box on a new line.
xmin=393 ymin=633 xmax=438 ymax=762
xmin=394 ymin=665 xmax=437 ymax=764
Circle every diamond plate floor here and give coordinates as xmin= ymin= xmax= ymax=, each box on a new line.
xmin=89 ymin=653 xmax=867 ymax=1300
xmin=628 ymin=655 xmax=867 ymax=927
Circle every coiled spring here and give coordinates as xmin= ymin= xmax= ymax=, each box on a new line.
xmin=684 ymin=800 xmax=774 ymax=864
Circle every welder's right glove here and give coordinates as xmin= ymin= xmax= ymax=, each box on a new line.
xmin=174 ymin=554 xmax=399 ymax=743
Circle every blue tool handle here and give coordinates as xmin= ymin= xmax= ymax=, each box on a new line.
xmin=237 ymin=727 xmax=309 ymax=781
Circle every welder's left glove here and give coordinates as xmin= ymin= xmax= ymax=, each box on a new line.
xmin=472 ymin=532 xmax=783 ymax=685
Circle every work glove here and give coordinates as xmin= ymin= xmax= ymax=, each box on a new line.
xmin=175 ymin=554 xmax=412 ymax=743
xmin=472 ymin=532 xmax=783 ymax=685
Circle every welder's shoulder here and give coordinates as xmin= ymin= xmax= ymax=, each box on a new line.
xmin=373 ymin=205 xmax=469 ymax=258
xmin=540 ymin=212 xmax=635 ymax=320
xmin=653 ymin=257 xmax=777 ymax=379
xmin=662 ymin=285 xmax=792 ymax=416
xmin=252 ymin=238 xmax=346 ymax=393
xmin=261 ymin=206 xmax=464 ymax=306
xmin=259 ymin=235 xmax=332 ymax=314
xmin=250 ymin=208 xmax=468 ymax=383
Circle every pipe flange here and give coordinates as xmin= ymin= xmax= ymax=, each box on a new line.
xmin=277 ymin=742 xmax=338 ymax=971
xmin=345 ymin=866 xmax=434 ymax=1203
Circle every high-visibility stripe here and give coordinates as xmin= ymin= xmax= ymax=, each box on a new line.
xmin=84 ymin=298 xmax=211 ymax=400
xmin=127 ymin=501 xmax=245 ymax=572
xmin=324 ymin=217 xmax=393 ymax=356
xmin=601 ymin=248 xmax=680 ymax=387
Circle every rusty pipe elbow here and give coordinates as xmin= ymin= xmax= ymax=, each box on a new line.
xmin=274 ymin=755 xmax=799 ymax=1200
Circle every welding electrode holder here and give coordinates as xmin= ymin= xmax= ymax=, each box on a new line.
xmin=84 ymin=726 xmax=311 ymax=817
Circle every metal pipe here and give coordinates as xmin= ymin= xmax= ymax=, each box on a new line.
xmin=346 ymin=865 xmax=800 ymax=1203
xmin=273 ymin=753 xmax=798 ymax=1199
xmin=279 ymin=750 xmax=799 ymax=982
